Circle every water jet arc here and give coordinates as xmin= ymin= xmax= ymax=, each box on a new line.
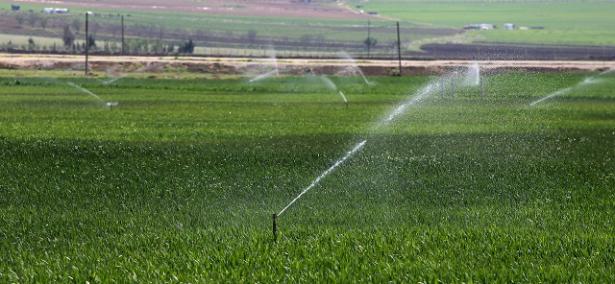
xmin=277 ymin=140 xmax=367 ymax=218
xmin=271 ymin=64 xmax=482 ymax=241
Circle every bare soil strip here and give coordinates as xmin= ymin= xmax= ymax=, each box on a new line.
xmin=1 ymin=53 xmax=614 ymax=76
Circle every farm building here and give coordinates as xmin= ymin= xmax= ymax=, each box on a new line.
xmin=504 ymin=23 xmax=516 ymax=30
xmin=464 ymin=23 xmax=495 ymax=30
xmin=43 ymin=8 xmax=69 ymax=14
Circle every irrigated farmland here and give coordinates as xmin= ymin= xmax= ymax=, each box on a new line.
xmin=1 ymin=69 xmax=614 ymax=282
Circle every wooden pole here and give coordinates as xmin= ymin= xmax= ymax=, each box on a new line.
xmin=121 ymin=15 xmax=125 ymax=55
xmin=85 ymin=12 xmax=89 ymax=75
xmin=367 ymin=20 xmax=371 ymax=58
xmin=396 ymin=22 xmax=402 ymax=76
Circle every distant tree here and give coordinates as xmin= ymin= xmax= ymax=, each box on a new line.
xmin=364 ymin=37 xmax=377 ymax=50
xmin=110 ymin=41 xmax=118 ymax=54
xmin=166 ymin=44 xmax=175 ymax=54
xmin=26 ymin=12 xmax=38 ymax=27
xmin=87 ymin=34 xmax=96 ymax=49
xmin=178 ymin=39 xmax=195 ymax=54
xmin=104 ymin=42 xmax=110 ymax=53
xmin=142 ymin=41 xmax=150 ymax=54
xmin=40 ymin=16 xmax=48 ymax=29
xmin=62 ymin=26 xmax=75 ymax=47
xmin=71 ymin=19 xmax=81 ymax=33
xmin=15 ymin=14 xmax=25 ymax=25
xmin=27 ymin=37 xmax=35 ymax=51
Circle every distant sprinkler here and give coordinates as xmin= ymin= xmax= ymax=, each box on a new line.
xmin=106 ymin=101 xmax=119 ymax=109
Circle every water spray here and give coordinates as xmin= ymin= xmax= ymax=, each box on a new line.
xmin=100 ymin=63 xmax=157 ymax=85
xmin=67 ymin=81 xmax=117 ymax=108
xmin=338 ymin=51 xmax=372 ymax=86
xmin=338 ymin=91 xmax=349 ymax=108
xmin=319 ymin=75 xmax=350 ymax=106
xmin=319 ymin=75 xmax=337 ymax=91
xmin=271 ymin=64 xmax=481 ymax=242
xmin=248 ymin=48 xmax=279 ymax=83
xmin=249 ymin=70 xmax=278 ymax=83
xmin=67 ymin=82 xmax=105 ymax=103
xmin=273 ymin=140 xmax=367 ymax=241
xmin=530 ymin=72 xmax=606 ymax=106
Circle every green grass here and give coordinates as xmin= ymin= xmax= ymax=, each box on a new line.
xmin=1 ymin=71 xmax=615 ymax=282
xmin=349 ymin=0 xmax=615 ymax=46
xmin=2 ymin=0 xmax=614 ymax=53
xmin=0 ymin=1 xmax=398 ymax=43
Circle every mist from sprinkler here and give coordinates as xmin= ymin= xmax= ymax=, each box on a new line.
xmin=466 ymin=62 xmax=481 ymax=87
xmin=67 ymin=81 xmax=118 ymax=108
xmin=338 ymin=51 xmax=372 ymax=86
xmin=318 ymin=75 xmax=351 ymax=106
xmin=248 ymin=48 xmax=279 ymax=83
xmin=530 ymin=72 xmax=606 ymax=106
xmin=338 ymin=91 xmax=349 ymax=107
xmin=272 ymin=63 xmax=483 ymax=241
xmin=100 ymin=63 xmax=157 ymax=85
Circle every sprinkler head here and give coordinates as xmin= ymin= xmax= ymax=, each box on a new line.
xmin=106 ymin=101 xmax=119 ymax=109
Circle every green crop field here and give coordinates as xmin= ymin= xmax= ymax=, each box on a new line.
xmin=349 ymin=0 xmax=615 ymax=46
xmin=1 ymin=69 xmax=615 ymax=282
xmin=3 ymin=0 xmax=613 ymax=57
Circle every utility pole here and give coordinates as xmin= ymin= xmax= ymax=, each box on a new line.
xmin=367 ymin=19 xmax=371 ymax=58
xmin=396 ymin=21 xmax=402 ymax=76
xmin=85 ymin=12 xmax=90 ymax=75
xmin=121 ymin=15 xmax=125 ymax=55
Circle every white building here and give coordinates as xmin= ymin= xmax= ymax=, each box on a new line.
xmin=43 ymin=8 xmax=69 ymax=14
xmin=504 ymin=23 xmax=516 ymax=30
xmin=464 ymin=23 xmax=495 ymax=30
xmin=480 ymin=23 xmax=495 ymax=30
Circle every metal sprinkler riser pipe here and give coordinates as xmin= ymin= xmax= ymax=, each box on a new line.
xmin=272 ymin=213 xmax=278 ymax=242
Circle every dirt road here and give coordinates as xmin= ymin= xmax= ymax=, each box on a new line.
xmin=1 ymin=53 xmax=614 ymax=76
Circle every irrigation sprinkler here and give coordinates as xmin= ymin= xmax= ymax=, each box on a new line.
xmin=269 ymin=65 xmax=479 ymax=242
xmin=272 ymin=214 xmax=278 ymax=242
xmin=106 ymin=101 xmax=119 ymax=109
